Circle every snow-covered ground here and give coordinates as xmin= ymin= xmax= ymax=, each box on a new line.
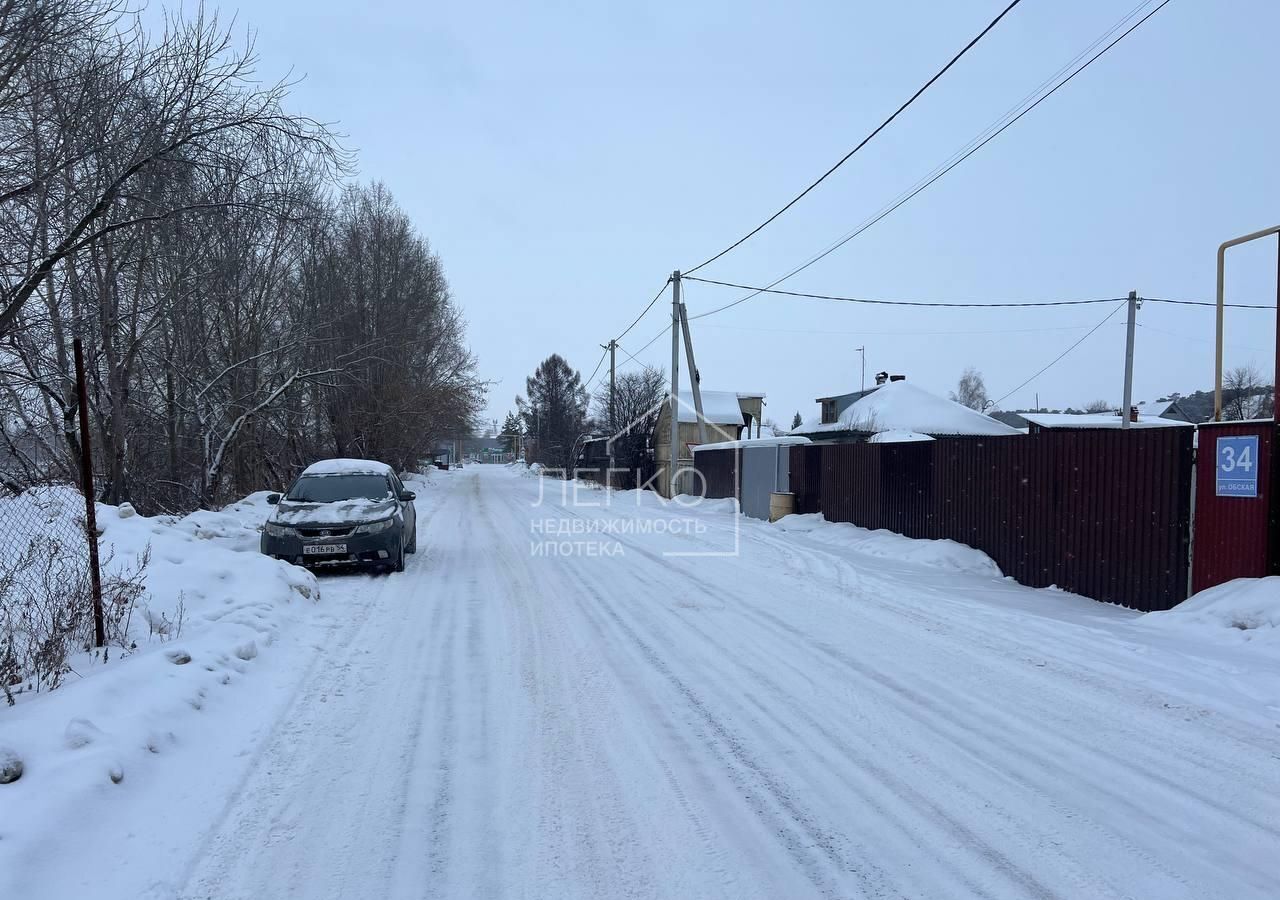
xmin=3 ymin=464 xmax=1279 ymax=899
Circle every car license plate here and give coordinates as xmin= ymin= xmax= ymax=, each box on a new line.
xmin=303 ymin=543 xmax=347 ymax=555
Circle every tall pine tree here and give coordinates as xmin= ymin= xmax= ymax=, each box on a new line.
xmin=518 ymin=354 xmax=588 ymax=473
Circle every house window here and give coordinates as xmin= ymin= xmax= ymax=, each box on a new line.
xmin=820 ymin=400 xmax=836 ymax=424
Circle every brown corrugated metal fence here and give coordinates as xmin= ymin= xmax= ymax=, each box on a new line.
xmin=693 ymin=448 xmax=738 ymax=501
xmin=787 ymin=429 xmax=1194 ymax=611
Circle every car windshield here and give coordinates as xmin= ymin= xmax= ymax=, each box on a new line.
xmin=285 ymin=474 xmax=391 ymax=503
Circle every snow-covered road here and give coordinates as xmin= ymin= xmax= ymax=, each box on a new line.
xmin=14 ymin=464 xmax=1279 ymax=899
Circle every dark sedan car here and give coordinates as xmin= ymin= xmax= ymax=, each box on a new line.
xmin=261 ymin=459 xmax=418 ymax=572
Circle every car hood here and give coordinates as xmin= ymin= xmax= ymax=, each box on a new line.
xmin=271 ymin=498 xmax=397 ymax=527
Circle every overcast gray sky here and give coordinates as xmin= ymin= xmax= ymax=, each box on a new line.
xmin=197 ymin=0 xmax=1279 ymax=427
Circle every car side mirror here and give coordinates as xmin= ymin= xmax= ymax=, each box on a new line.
xmin=399 ymin=490 xmax=416 ymax=502
xmin=266 ymin=493 xmax=281 ymax=505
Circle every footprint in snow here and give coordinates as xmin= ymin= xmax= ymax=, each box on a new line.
xmin=65 ymin=718 xmax=103 ymax=749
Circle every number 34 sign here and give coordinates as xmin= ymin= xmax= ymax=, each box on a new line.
xmin=1216 ymin=435 xmax=1260 ymax=498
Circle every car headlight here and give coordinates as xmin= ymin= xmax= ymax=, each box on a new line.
xmin=263 ymin=522 xmax=293 ymax=538
xmin=355 ymin=518 xmax=395 ymax=535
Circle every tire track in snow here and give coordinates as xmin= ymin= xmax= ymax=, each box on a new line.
xmin=730 ymin=535 xmax=1280 ymax=868
xmin=552 ymin=498 xmax=1278 ymax=897
xmin=563 ymin=548 xmax=1068 ymax=900
xmin=620 ymin=574 xmax=1069 ymax=899
xmin=179 ymin=481 xmax=456 ymax=900
xmin=482 ymin=472 xmax=662 ymax=898
xmin=554 ymin=558 xmax=890 ymax=900
xmin=643 ymin=554 xmax=1249 ymax=896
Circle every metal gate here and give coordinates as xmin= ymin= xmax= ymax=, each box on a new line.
xmin=740 ymin=444 xmax=791 ymax=520
xmin=1191 ymin=420 xmax=1278 ymax=593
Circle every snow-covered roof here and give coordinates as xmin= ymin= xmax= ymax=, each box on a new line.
xmin=797 ymin=381 xmax=1020 ymax=437
xmin=674 ymin=390 xmax=749 ymax=425
xmin=867 ymin=430 xmax=935 ymax=444
xmin=691 ymin=436 xmax=811 ymax=452
xmin=300 ymin=458 xmax=395 ymax=476
xmin=1022 ymin=413 xmax=1192 ymax=430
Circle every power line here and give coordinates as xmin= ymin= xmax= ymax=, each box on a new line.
xmin=616 ymin=278 xmax=671 ymax=342
xmin=583 ymin=346 xmax=610 ymax=391
xmin=685 ymin=276 xmax=1119 ymax=308
xmin=1143 ymin=295 xmax=1271 ymax=309
xmin=993 ymin=301 xmax=1127 ymax=405
xmin=615 ymin=324 xmax=672 ymax=371
xmin=682 ymin=0 xmax=1026 ymax=276
xmin=614 ymin=340 xmax=649 ymax=369
xmin=689 ymin=0 xmax=1175 ymax=321
xmin=700 ymin=321 xmax=1105 ymax=337
xmin=684 ymin=276 xmax=1272 ymax=310
xmin=686 ymin=276 xmax=1275 ymax=310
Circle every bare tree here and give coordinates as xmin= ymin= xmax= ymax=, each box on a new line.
xmin=951 ymin=366 xmax=988 ymax=410
xmin=0 ymin=7 xmax=484 ymax=512
xmin=590 ymin=364 xmax=665 ymax=474
xmin=1223 ymin=364 xmax=1273 ymax=421
xmin=0 ymin=6 xmax=344 ymax=337
xmin=1084 ymin=399 xmax=1112 ymax=414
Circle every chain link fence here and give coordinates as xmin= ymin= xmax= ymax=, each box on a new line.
xmin=0 ymin=478 xmax=99 ymax=701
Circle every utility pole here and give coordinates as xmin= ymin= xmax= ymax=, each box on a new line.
xmin=669 ymin=271 xmax=682 ymax=498
xmin=856 ymin=346 xmax=866 ymax=393
xmin=73 ymin=339 xmax=104 ymax=649
xmin=1121 ymin=290 xmax=1140 ymax=430
xmin=678 ymin=302 xmax=708 ymax=446
xmin=602 ymin=339 xmax=617 ymax=487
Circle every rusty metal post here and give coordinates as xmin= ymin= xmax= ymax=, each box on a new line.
xmin=73 ymin=339 xmax=104 ymax=648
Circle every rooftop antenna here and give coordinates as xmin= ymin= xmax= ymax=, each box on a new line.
xmin=856 ymin=346 xmax=866 ymax=393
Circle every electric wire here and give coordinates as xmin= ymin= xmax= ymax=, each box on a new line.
xmin=615 ymin=278 xmax=671 ymax=342
xmin=699 ymin=321 xmax=1104 ymax=337
xmin=582 ymin=345 xmax=610 ymax=391
xmin=993 ymin=301 xmax=1127 ymax=405
xmin=688 ymin=0 xmax=1175 ymax=321
xmin=611 ymin=323 xmax=673 ymax=375
xmin=683 ymin=0 xmax=1026 ymax=276
xmin=682 ymin=276 xmax=1271 ymax=310
xmin=613 ymin=340 xmax=649 ymax=369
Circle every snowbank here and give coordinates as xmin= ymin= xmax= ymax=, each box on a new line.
xmin=1141 ymin=577 xmax=1280 ymax=653
xmin=772 ymin=513 xmax=1003 ymax=578
xmin=1 ymin=491 xmax=318 ymax=801
xmin=164 ymin=491 xmax=277 ymax=553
